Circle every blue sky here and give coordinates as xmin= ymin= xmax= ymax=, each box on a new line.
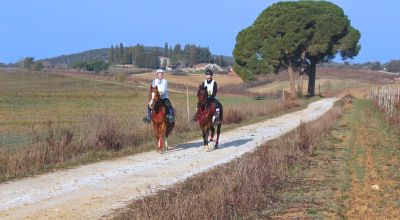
xmin=0 ymin=0 xmax=398 ymax=64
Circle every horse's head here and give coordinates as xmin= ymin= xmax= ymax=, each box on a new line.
xmin=149 ymin=85 xmax=161 ymax=109
xmin=197 ymin=84 xmax=208 ymax=105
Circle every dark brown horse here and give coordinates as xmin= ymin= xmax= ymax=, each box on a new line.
xmin=148 ymin=85 xmax=175 ymax=152
xmin=194 ymin=86 xmax=223 ymax=151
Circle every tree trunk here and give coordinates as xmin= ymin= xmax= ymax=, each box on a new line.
xmin=287 ymin=61 xmax=296 ymax=98
xmin=307 ymin=58 xmax=317 ymax=96
xmin=298 ymin=74 xmax=304 ymax=96
xmin=297 ymin=51 xmax=306 ymax=96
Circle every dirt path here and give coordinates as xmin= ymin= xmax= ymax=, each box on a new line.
xmin=0 ymin=98 xmax=337 ymax=220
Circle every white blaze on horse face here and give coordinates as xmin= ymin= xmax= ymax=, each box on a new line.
xmin=149 ymin=92 xmax=155 ymax=107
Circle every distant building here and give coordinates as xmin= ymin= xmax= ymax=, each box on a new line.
xmin=159 ymin=56 xmax=170 ymax=67
xmin=193 ymin=63 xmax=222 ymax=71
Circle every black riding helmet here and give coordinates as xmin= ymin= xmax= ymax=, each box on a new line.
xmin=205 ymin=69 xmax=213 ymax=76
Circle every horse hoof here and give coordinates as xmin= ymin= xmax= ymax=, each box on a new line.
xmin=207 ymin=142 xmax=215 ymax=151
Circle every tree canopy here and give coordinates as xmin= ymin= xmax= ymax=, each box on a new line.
xmin=386 ymin=60 xmax=400 ymax=73
xmin=233 ymin=1 xmax=361 ymax=96
xmin=23 ymin=57 xmax=35 ymax=71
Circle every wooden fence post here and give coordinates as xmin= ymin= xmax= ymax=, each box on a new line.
xmin=187 ymin=84 xmax=190 ymax=122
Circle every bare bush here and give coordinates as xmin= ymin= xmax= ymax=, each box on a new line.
xmin=224 ymin=108 xmax=246 ymax=124
xmin=3 ymin=121 xmax=80 ymax=180
xmin=80 ymin=113 xmax=121 ymax=151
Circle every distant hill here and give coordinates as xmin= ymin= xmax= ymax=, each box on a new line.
xmin=40 ymin=48 xmax=109 ymax=68
xmin=39 ymin=46 xmax=234 ymax=68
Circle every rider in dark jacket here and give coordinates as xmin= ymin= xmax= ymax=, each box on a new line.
xmin=195 ymin=68 xmax=221 ymax=124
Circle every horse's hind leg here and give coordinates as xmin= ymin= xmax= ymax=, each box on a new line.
xmin=215 ymin=124 xmax=221 ymax=148
xmin=165 ymin=122 xmax=174 ymax=151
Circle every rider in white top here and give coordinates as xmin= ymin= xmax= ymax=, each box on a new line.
xmin=143 ymin=69 xmax=174 ymax=124
xmin=151 ymin=78 xmax=168 ymax=99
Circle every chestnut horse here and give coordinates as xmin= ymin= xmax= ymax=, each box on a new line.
xmin=194 ymin=86 xmax=223 ymax=151
xmin=148 ymin=85 xmax=175 ymax=152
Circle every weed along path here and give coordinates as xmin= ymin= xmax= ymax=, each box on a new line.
xmin=0 ymin=98 xmax=337 ymax=220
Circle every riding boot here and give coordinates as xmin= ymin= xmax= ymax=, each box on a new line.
xmin=143 ymin=106 xmax=152 ymax=124
xmin=167 ymin=108 xmax=175 ymax=123
xmin=213 ymin=108 xmax=221 ymax=125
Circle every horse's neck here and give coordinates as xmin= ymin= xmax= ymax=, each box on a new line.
xmin=199 ymin=102 xmax=214 ymax=115
xmin=153 ymin=99 xmax=164 ymax=113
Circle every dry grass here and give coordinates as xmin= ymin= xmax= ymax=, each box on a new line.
xmin=248 ymin=78 xmax=371 ymax=97
xmin=1 ymin=115 xmax=124 ymax=181
xmin=111 ymin=99 xmax=344 ymax=220
xmin=223 ymin=99 xmax=297 ymax=124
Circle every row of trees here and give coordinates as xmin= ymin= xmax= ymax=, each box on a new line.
xmin=108 ymin=43 xmax=228 ymax=69
xmin=233 ymin=1 xmax=361 ymax=96
xmin=108 ymin=43 xmax=159 ymax=68
xmin=321 ymin=60 xmax=400 ymax=73
xmin=71 ymin=61 xmax=109 ymax=73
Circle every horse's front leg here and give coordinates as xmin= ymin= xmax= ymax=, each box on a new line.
xmin=153 ymin=123 xmax=164 ymax=152
xmin=201 ymin=128 xmax=207 ymax=151
xmin=210 ymin=126 xmax=215 ymax=142
xmin=215 ymin=124 xmax=221 ymax=148
xmin=204 ymin=128 xmax=211 ymax=151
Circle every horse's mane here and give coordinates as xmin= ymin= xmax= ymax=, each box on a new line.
xmin=197 ymin=85 xmax=207 ymax=98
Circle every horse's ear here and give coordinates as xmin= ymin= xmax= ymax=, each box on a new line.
xmin=198 ymin=83 xmax=202 ymax=90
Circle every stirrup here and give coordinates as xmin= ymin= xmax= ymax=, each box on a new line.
xmin=167 ymin=114 xmax=175 ymax=123
xmin=213 ymin=116 xmax=221 ymax=125
xmin=143 ymin=117 xmax=151 ymax=124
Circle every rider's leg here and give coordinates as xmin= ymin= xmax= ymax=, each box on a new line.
xmin=163 ymin=98 xmax=175 ymax=123
xmin=212 ymin=98 xmax=221 ymax=124
xmin=143 ymin=105 xmax=152 ymax=124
